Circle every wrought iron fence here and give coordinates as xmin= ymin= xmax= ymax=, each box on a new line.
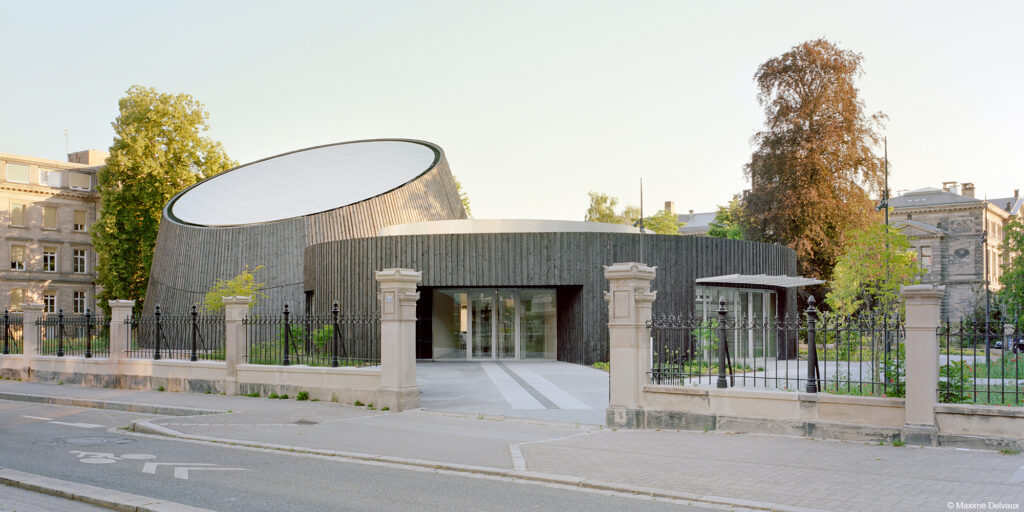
xmin=244 ymin=303 xmax=380 ymax=367
xmin=126 ymin=305 xmax=225 ymax=361
xmin=2 ymin=310 xmax=24 ymax=355
xmin=649 ymin=297 xmax=905 ymax=397
xmin=937 ymin=314 xmax=1022 ymax=406
xmin=37 ymin=310 xmax=110 ymax=358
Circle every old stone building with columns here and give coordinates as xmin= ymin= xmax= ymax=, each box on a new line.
xmin=890 ymin=181 xmax=1022 ymax=320
xmin=0 ymin=150 xmax=106 ymax=315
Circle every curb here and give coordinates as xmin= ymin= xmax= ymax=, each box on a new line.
xmin=0 ymin=392 xmax=224 ymax=416
xmin=0 ymin=467 xmax=216 ymax=512
xmin=129 ymin=420 xmax=825 ymax=512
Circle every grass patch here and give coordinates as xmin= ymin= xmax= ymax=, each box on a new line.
xmin=296 ymin=391 xmax=309 ymax=401
xmin=592 ymin=362 xmax=609 ymax=371
xmin=999 ymin=447 xmax=1021 ymax=455
xmin=892 ymin=439 xmax=905 ymax=447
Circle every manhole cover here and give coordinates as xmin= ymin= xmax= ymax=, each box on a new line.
xmin=294 ymin=419 xmax=318 ymax=426
xmin=42 ymin=437 xmax=135 ymax=446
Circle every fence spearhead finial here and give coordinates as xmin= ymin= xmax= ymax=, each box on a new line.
xmin=806 ymin=296 xmax=817 ymax=314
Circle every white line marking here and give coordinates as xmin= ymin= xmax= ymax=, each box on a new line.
xmin=173 ymin=466 xmax=248 ymax=480
xmin=1010 ymin=464 xmax=1024 ymax=483
xmin=23 ymin=415 xmax=102 ymax=428
xmin=504 ymin=366 xmax=592 ymax=409
xmin=143 ymin=462 xmax=214 ymax=475
xmin=509 ymin=444 xmax=526 ymax=472
xmin=480 ymin=363 xmax=544 ymax=409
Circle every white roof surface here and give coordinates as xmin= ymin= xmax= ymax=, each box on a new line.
xmin=379 ymin=219 xmax=644 ymax=236
xmin=696 ymin=274 xmax=824 ymax=288
xmin=170 ymin=140 xmax=437 ymax=226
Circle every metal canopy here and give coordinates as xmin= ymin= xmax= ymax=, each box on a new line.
xmin=695 ymin=274 xmax=824 ymax=289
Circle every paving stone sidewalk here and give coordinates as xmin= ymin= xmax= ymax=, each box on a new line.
xmin=2 ymin=380 xmax=1022 ymax=512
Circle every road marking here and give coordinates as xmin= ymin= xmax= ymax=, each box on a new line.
xmin=173 ymin=466 xmax=248 ymax=480
xmin=143 ymin=462 xmax=215 ymax=475
xmin=22 ymin=415 xmax=103 ymax=428
xmin=508 ymin=444 xmax=527 ymax=472
xmin=503 ymin=366 xmax=592 ymax=410
xmin=480 ymin=363 xmax=544 ymax=409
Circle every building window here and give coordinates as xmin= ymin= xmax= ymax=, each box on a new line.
xmin=43 ymin=292 xmax=56 ymax=314
xmin=43 ymin=247 xmax=57 ymax=272
xmin=69 ymin=172 xmax=91 ymax=191
xmin=43 ymin=206 xmax=58 ymax=230
xmin=73 ymin=291 xmax=87 ymax=314
xmin=10 ymin=289 xmax=25 ymax=312
xmin=10 ymin=203 xmax=25 ymax=227
xmin=74 ymin=210 xmax=87 ymax=232
xmin=919 ymin=246 xmax=932 ymax=271
xmin=40 ymin=169 xmax=62 ymax=188
xmin=10 ymin=245 xmax=25 ymax=271
xmin=6 ymin=163 xmax=29 ymax=184
xmin=73 ymin=249 xmax=87 ymax=273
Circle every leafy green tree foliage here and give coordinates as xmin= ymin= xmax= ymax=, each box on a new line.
xmin=825 ymin=224 xmax=923 ymax=316
xmin=998 ymin=219 xmax=1024 ymax=313
xmin=453 ymin=175 xmax=472 ymax=218
xmin=642 ymin=209 xmax=683 ymax=235
xmin=584 ymin=191 xmax=622 ymax=223
xmin=742 ymin=39 xmax=886 ymax=280
xmin=201 ymin=265 xmax=267 ymax=312
xmin=93 ymin=85 xmax=236 ymax=310
xmin=707 ymin=194 xmax=745 ymax=240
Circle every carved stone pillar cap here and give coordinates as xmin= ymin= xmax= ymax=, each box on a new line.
xmin=108 ymin=300 xmax=137 ymax=308
xmin=375 ymin=268 xmax=423 ymax=284
xmin=603 ymin=262 xmax=656 ymax=281
xmin=901 ymin=284 xmax=945 ymax=299
xmin=222 ymin=296 xmax=254 ymax=305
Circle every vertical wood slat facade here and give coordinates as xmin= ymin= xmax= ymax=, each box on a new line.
xmin=304 ymin=233 xmax=797 ymax=365
xmin=144 ymin=140 xmax=466 ymax=315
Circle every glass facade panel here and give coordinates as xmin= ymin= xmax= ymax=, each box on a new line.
xmin=431 ymin=288 xmax=556 ymax=360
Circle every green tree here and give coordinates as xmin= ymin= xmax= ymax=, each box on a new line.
xmin=641 ymin=209 xmax=682 ymax=235
xmin=707 ymin=194 xmax=745 ymax=240
xmin=93 ymin=85 xmax=236 ymax=311
xmin=201 ymin=265 xmax=268 ymax=312
xmin=742 ymin=39 xmax=886 ymax=281
xmin=453 ymin=175 xmax=472 ymax=218
xmin=584 ymin=191 xmax=621 ymax=223
xmin=998 ymin=218 xmax=1024 ymax=312
xmin=825 ymin=224 xmax=923 ymax=316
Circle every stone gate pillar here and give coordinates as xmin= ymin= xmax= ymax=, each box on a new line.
xmin=604 ymin=262 xmax=657 ymax=428
xmin=223 ymin=296 xmax=252 ymax=395
xmin=21 ymin=304 xmax=44 ymax=379
xmin=108 ymin=300 xmax=135 ymax=365
xmin=376 ymin=268 xmax=422 ymax=411
xmin=901 ymin=284 xmax=944 ymax=446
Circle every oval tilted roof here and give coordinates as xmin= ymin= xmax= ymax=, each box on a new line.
xmin=168 ymin=140 xmax=439 ymax=227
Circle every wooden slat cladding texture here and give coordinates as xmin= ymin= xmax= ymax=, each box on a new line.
xmin=304 ymin=234 xmax=797 ymax=365
xmin=143 ymin=152 xmax=465 ymax=315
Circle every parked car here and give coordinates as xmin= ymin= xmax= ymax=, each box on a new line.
xmin=993 ymin=335 xmax=1024 ymax=354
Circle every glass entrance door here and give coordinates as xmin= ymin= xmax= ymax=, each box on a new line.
xmin=470 ymin=291 xmax=493 ymax=358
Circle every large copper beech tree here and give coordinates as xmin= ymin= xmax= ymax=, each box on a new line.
xmin=742 ymin=39 xmax=885 ymax=281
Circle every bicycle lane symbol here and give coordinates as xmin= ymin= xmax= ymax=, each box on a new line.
xmin=70 ymin=451 xmax=157 ymax=464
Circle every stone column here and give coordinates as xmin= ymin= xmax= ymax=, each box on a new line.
xmin=901 ymin=284 xmax=945 ymax=446
xmin=375 ymin=268 xmax=422 ymax=411
xmin=223 ymin=296 xmax=252 ymax=395
xmin=21 ymin=304 xmax=44 ymax=379
xmin=604 ymin=262 xmax=657 ymax=428
xmin=108 ymin=300 xmax=135 ymax=365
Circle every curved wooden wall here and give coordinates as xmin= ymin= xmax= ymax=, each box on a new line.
xmin=303 ymin=234 xmax=797 ymax=364
xmin=144 ymin=149 xmax=466 ymax=315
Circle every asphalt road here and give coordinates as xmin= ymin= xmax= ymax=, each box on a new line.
xmin=0 ymin=401 xmax=712 ymax=512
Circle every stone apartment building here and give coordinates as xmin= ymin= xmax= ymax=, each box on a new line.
xmin=890 ymin=181 xmax=1022 ymax=320
xmin=1 ymin=150 xmax=106 ymax=315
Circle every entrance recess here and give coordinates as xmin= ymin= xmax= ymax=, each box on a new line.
xmin=432 ymin=288 xmax=556 ymax=360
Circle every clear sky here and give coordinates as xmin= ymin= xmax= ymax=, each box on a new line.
xmin=2 ymin=0 xmax=1022 ymax=220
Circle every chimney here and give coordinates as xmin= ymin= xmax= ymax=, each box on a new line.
xmin=67 ymin=149 xmax=110 ymax=166
xmin=942 ymin=181 xmax=958 ymax=194
xmin=664 ymin=201 xmax=675 ymax=215
xmin=962 ymin=182 xmax=975 ymax=198
xmin=1015 ymin=189 xmax=1019 ymax=198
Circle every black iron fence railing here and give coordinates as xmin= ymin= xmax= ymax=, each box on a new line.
xmin=2 ymin=310 xmax=24 ymax=355
xmin=244 ymin=303 xmax=380 ymax=367
xmin=37 ymin=310 xmax=110 ymax=358
xmin=937 ymin=314 xmax=1022 ymax=406
xmin=126 ymin=305 xmax=225 ymax=361
xmin=649 ymin=298 xmax=905 ymax=398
